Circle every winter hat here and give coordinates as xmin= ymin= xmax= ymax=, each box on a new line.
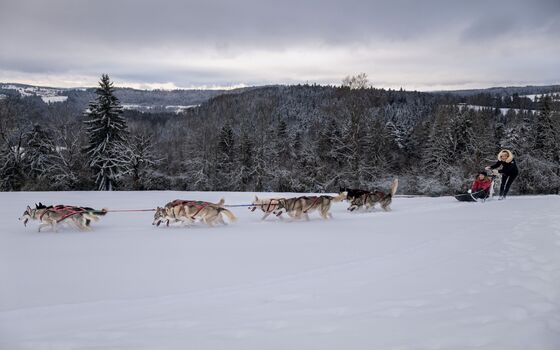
xmin=478 ymin=171 xmax=487 ymax=176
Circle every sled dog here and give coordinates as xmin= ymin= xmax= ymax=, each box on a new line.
xmin=153 ymin=199 xmax=236 ymax=227
xmin=250 ymin=196 xmax=285 ymax=220
xmin=339 ymin=187 xmax=368 ymax=202
xmin=348 ymin=178 xmax=399 ymax=212
xmin=152 ymin=199 xmax=225 ymax=226
xmin=275 ymin=193 xmax=346 ymax=220
xmin=19 ymin=203 xmax=107 ymax=232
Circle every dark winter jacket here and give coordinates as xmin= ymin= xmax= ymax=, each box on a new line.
xmin=471 ymin=178 xmax=492 ymax=192
xmin=489 ymin=149 xmax=519 ymax=176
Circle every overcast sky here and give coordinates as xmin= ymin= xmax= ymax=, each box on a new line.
xmin=1 ymin=0 xmax=559 ymax=90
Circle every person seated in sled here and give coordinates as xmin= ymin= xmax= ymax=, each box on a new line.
xmin=469 ymin=171 xmax=492 ymax=199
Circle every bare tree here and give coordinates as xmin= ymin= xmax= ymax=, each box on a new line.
xmin=342 ymin=73 xmax=370 ymax=89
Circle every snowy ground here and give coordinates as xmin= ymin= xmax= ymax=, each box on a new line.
xmin=1 ymin=191 xmax=559 ymax=350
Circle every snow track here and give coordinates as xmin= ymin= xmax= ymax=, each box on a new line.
xmin=1 ymin=192 xmax=559 ymax=349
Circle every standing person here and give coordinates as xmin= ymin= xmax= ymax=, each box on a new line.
xmin=486 ymin=149 xmax=519 ymax=200
xmin=470 ymin=171 xmax=492 ymax=199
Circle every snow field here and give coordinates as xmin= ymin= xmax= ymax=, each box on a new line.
xmin=1 ymin=192 xmax=559 ymax=350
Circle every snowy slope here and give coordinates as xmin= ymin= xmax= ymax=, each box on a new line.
xmin=1 ymin=192 xmax=559 ymax=350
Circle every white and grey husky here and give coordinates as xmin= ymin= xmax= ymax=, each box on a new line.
xmin=19 ymin=203 xmax=107 ymax=232
xmin=275 ymin=193 xmax=346 ymax=220
xmin=250 ymin=196 xmax=285 ymax=220
xmin=153 ymin=199 xmax=236 ymax=227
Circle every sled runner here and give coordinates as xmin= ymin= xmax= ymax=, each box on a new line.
xmin=454 ymin=190 xmax=487 ymax=202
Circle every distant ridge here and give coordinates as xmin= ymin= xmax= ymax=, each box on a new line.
xmin=431 ymin=84 xmax=560 ymax=97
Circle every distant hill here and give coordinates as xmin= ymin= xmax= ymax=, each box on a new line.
xmin=432 ymin=84 xmax=560 ymax=97
xmin=0 ymin=83 xmax=249 ymax=113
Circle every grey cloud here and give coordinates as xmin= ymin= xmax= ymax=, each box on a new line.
xmin=0 ymin=0 xmax=559 ymax=89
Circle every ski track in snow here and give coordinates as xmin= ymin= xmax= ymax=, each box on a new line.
xmin=0 ymin=192 xmax=559 ymax=350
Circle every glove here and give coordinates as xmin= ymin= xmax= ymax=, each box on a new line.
xmin=467 ymin=189 xmax=472 ymax=193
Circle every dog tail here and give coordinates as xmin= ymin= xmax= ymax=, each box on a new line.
xmin=389 ymin=178 xmax=399 ymax=197
xmin=333 ymin=192 xmax=347 ymax=202
xmin=219 ymin=208 xmax=237 ymax=222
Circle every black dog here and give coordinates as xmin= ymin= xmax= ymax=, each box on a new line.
xmin=339 ymin=187 xmax=370 ymax=201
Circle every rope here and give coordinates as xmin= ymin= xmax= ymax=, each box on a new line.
xmin=105 ymin=209 xmax=157 ymax=213
xmin=224 ymin=204 xmax=254 ymax=208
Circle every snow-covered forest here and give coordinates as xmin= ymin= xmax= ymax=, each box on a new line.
xmin=1 ymin=78 xmax=559 ymax=195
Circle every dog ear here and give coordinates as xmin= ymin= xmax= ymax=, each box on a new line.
xmin=27 ymin=205 xmax=31 ymax=210
xmin=254 ymin=196 xmax=259 ymax=202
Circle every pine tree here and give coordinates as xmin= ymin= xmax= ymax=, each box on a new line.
xmin=526 ymin=96 xmax=560 ymax=193
xmin=83 ymin=74 xmax=128 ymax=191
xmin=23 ymin=124 xmax=56 ymax=180
xmin=422 ymin=107 xmax=457 ymax=192
xmin=238 ymin=132 xmax=255 ymax=191
xmin=0 ymin=129 xmax=26 ymax=191
xmin=215 ymin=123 xmax=237 ymax=190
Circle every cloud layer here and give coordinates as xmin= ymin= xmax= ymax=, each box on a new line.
xmin=1 ymin=0 xmax=559 ymax=89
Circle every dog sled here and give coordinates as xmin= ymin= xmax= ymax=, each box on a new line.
xmin=455 ymin=172 xmax=501 ymax=203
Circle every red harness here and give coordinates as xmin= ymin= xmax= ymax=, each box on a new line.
xmin=303 ymin=196 xmax=321 ymax=213
xmin=189 ymin=201 xmax=210 ymax=218
xmin=250 ymin=199 xmax=279 ymax=213
xmin=39 ymin=205 xmax=87 ymax=223
xmin=165 ymin=200 xmax=212 ymax=222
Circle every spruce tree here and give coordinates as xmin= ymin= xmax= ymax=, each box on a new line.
xmin=83 ymin=74 xmax=128 ymax=191
xmin=215 ymin=123 xmax=236 ymax=190
xmin=530 ymin=96 xmax=560 ymax=193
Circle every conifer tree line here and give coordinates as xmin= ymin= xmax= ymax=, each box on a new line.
xmin=0 ymin=75 xmax=559 ymax=195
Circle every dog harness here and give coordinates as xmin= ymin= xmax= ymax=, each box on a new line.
xmin=39 ymin=205 xmax=88 ymax=223
xmin=303 ymin=196 xmax=321 ymax=213
xmin=250 ymin=199 xmax=280 ymax=213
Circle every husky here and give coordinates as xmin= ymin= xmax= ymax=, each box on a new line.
xmin=19 ymin=203 xmax=107 ymax=232
xmin=250 ymin=196 xmax=285 ymax=220
xmin=188 ymin=204 xmax=237 ymax=227
xmin=276 ymin=193 xmax=346 ymax=220
xmin=339 ymin=187 xmax=368 ymax=202
xmin=152 ymin=199 xmax=225 ymax=227
xmin=348 ymin=178 xmax=399 ymax=212
xmin=273 ymin=197 xmax=305 ymax=220
xmin=153 ymin=199 xmax=236 ymax=227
